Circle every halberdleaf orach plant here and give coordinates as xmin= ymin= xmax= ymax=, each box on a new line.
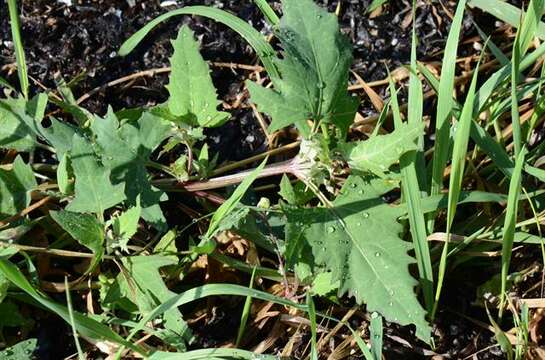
xmin=2 ymin=0 xmax=545 ymax=357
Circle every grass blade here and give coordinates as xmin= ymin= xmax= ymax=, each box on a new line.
xmin=118 ymin=6 xmax=279 ymax=78
xmin=469 ymin=0 xmax=545 ymax=40
xmin=348 ymin=326 xmax=374 ymax=360
xmin=235 ymin=267 xmax=257 ymax=347
xmin=370 ymin=312 xmax=383 ymax=360
xmin=510 ymin=0 xmax=545 ymax=156
xmin=0 ymin=76 xmax=16 ymax=92
xmin=433 ymin=44 xmax=485 ymax=319
xmin=408 ymin=0 xmax=426 ymax=191
xmin=474 ymin=23 xmax=509 ymax=66
xmin=65 ymin=277 xmax=85 ymax=360
xmin=0 ymin=258 xmax=145 ymax=355
xmin=500 ymin=147 xmax=527 ymax=317
xmin=475 ymin=41 xmax=545 ymax=113
xmin=429 ymin=0 xmax=467 ymax=232
xmin=149 ymin=349 xmax=278 ymax=359
xmin=388 ymin=77 xmax=434 ymax=313
xmin=307 ymin=293 xmax=318 ymax=360
xmin=205 ymin=158 xmax=267 ymax=239
xmin=485 ymin=304 xmax=514 ymax=359
xmin=367 ymin=0 xmax=388 ymax=13
xmin=253 ymin=0 xmax=280 ymax=26
xmin=7 ymin=0 xmax=29 ymax=99
xmin=125 ymin=283 xmax=308 ymax=343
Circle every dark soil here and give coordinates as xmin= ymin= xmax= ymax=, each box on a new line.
xmin=0 ymin=0 xmax=527 ymax=358
xmin=0 ymin=0 xmax=460 ymax=161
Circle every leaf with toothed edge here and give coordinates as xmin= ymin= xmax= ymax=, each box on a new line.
xmin=66 ymin=134 xmax=126 ymax=215
xmin=284 ymin=176 xmax=431 ymax=343
xmin=247 ymin=0 xmax=358 ymax=138
xmin=91 ymin=110 xmax=171 ymax=230
xmin=167 ymin=25 xmax=230 ymax=128
xmin=338 ymin=123 xmax=423 ymax=177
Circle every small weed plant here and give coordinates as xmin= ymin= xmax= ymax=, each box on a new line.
xmin=1 ymin=0 xmax=545 ymax=358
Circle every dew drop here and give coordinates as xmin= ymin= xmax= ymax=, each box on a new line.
xmin=389 ymin=301 xmax=394 ymax=306
xmin=327 ymin=226 xmax=336 ymax=233
xmin=362 ymin=212 xmax=370 ymax=218
xmin=318 ymin=81 xmax=326 ymax=89
xmin=356 ymin=222 xmax=362 ymax=226
xmin=358 ymin=189 xmax=365 ymax=195
xmin=375 ymin=252 xmax=381 ymax=257
xmin=316 ymin=14 xmax=322 ymax=19
xmin=350 ymin=183 xmax=357 ymax=188
xmin=389 ymin=290 xmax=394 ymax=296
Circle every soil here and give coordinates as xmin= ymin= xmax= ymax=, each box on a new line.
xmin=0 ymin=0 xmax=532 ymax=359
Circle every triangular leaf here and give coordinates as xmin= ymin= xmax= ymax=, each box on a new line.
xmin=338 ymin=123 xmax=423 ymax=177
xmin=167 ymin=25 xmax=230 ymax=128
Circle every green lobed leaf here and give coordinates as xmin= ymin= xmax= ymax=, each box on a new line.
xmin=247 ymin=0 xmax=358 ymax=137
xmin=284 ymin=176 xmax=430 ymax=342
xmin=278 ymin=175 xmax=314 ymax=206
xmin=66 ymin=134 xmax=126 ymax=215
xmin=90 ymin=110 xmax=171 ymax=229
xmin=167 ymin=25 xmax=230 ymax=127
xmin=57 ymin=153 xmax=73 ymax=195
xmin=112 ymin=201 xmax=142 ymax=252
xmin=0 ymin=156 xmax=37 ymax=220
xmin=0 ymin=98 xmax=36 ymax=151
xmin=118 ymin=255 xmax=192 ymax=350
xmin=0 ymin=95 xmax=79 ymax=157
xmin=49 ymin=210 xmax=104 ymax=271
xmin=338 ymin=123 xmax=422 ymax=177
xmin=49 ymin=210 xmax=104 ymax=254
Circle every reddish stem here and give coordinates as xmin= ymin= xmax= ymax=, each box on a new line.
xmin=177 ymin=158 xmax=301 ymax=192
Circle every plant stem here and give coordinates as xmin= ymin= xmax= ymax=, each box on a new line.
xmin=177 ymin=159 xmax=298 ymax=192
